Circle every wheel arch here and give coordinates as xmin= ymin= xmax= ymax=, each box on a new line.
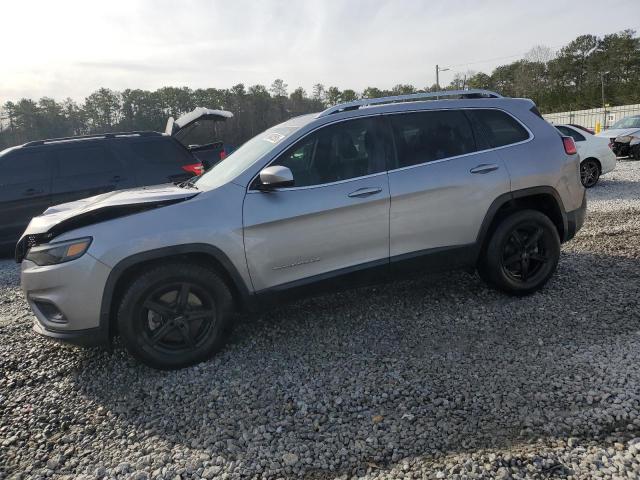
xmin=475 ymin=187 xmax=567 ymax=263
xmin=100 ymin=244 xmax=252 ymax=342
xmin=581 ymin=156 xmax=602 ymax=171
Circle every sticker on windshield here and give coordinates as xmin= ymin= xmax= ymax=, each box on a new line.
xmin=263 ymin=132 xmax=285 ymax=143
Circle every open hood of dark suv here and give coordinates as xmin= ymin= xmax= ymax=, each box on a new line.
xmin=165 ymin=107 xmax=233 ymax=142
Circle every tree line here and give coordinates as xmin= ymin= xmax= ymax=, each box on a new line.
xmin=1 ymin=30 xmax=638 ymax=150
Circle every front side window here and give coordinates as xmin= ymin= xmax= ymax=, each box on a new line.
xmin=0 ymin=150 xmax=51 ymax=185
xmin=467 ymin=109 xmax=530 ymax=148
xmin=390 ymin=110 xmax=477 ymax=168
xmin=273 ymin=117 xmax=388 ymax=188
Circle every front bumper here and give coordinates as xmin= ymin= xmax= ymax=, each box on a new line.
xmin=21 ymin=253 xmax=112 ymax=347
xmin=565 ymin=192 xmax=587 ymax=242
xmin=32 ymin=322 xmax=108 ymax=347
xmin=611 ymin=142 xmax=630 ymax=158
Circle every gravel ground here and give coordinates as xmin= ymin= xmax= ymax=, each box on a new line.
xmin=1 ymin=160 xmax=639 ymax=480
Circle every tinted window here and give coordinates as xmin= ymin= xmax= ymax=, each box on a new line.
xmin=556 ymin=126 xmax=585 ymax=142
xmin=128 ymin=139 xmax=191 ymax=165
xmin=274 ymin=117 xmax=388 ymax=188
xmin=611 ymin=116 xmax=640 ymax=129
xmin=57 ymin=145 xmax=115 ymax=177
xmin=0 ymin=150 xmax=51 ymax=185
xmin=467 ymin=109 xmax=529 ymax=148
xmin=390 ymin=110 xmax=476 ymax=168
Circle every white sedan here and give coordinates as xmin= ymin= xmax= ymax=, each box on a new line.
xmin=556 ymin=124 xmax=617 ymax=188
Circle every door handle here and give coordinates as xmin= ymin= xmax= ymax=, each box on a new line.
xmin=348 ymin=187 xmax=382 ymax=198
xmin=470 ymin=164 xmax=499 ymax=174
xmin=111 ymin=175 xmax=123 ymax=182
xmin=23 ymin=188 xmax=44 ymax=196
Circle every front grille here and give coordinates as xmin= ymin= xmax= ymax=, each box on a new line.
xmin=15 ymin=232 xmax=54 ymax=263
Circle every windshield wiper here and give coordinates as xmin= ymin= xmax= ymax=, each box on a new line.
xmin=177 ymin=176 xmax=199 ymax=189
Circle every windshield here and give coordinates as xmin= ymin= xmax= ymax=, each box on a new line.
xmin=195 ymin=122 xmax=307 ymax=190
xmin=611 ymin=116 xmax=640 ymax=129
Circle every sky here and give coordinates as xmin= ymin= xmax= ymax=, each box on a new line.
xmin=1 ymin=0 xmax=639 ymax=102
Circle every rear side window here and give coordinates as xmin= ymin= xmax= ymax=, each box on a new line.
xmin=467 ymin=109 xmax=530 ymax=148
xmin=0 ymin=150 xmax=51 ymax=185
xmin=556 ymin=126 xmax=585 ymax=142
xmin=57 ymin=145 xmax=116 ymax=177
xmin=127 ymin=139 xmax=192 ymax=166
xmin=389 ymin=110 xmax=476 ymax=168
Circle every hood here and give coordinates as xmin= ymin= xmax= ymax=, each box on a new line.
xmin=165 ymin=107 xmax=233 ymax=138
xmin=16 ymin=184 xmax=197 ymax=261
xmin=597 ymin=127 xmax=640 ymax=139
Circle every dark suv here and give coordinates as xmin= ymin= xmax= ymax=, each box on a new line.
xmin=0 ymin=108 xmax=233 ymax=251
xmin=0 ymin=132 xmax=198 ymax=251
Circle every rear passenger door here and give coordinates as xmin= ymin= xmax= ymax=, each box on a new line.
xmin=386 ymin=109 xmax=512 ymax=271
xmin=51 ymin=143 xmax=132 ymax=205
xmin=0 ymin=149 xmax=53 ymax=246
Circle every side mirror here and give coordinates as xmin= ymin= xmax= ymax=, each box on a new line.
xmin=258 ymin=165 xmax=294 ymax=190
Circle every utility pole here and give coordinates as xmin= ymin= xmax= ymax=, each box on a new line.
xmin=600 ymin=72 xmax=607 ymax=129
xmin=435 ymin=64 xmax=450 ymax=99
xmin=435 ymin=64 xmax=450 ymax=90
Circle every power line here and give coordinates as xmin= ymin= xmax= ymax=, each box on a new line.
xmin=443 ymin=44 xmax=565 ymax=70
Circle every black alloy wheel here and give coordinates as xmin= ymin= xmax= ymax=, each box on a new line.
xmin=501 ymin=223 xmax=550 ymax=283
xmin=140 ymin=282 xmax=216 ymax=354
xmin=580 ymin=159 xmax=600 ymax=188
xmin=478 ymin=210 xmax=560 ymax=296
xmin=118 ymin=263 xmax=233 ymax=369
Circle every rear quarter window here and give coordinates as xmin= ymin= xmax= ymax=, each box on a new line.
xmin=467 ymin=109 xmax=530 ymax=148
xmin=126 ymin=138 xmax=193 ymax=166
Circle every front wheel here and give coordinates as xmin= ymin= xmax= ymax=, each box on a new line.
xmin=478 ymin=210 xmax=560 ymax=296
xmin=580 ymin=159 xmax=600 ymax=187
xmin=117 ymin=263 xmax=233 ymax=369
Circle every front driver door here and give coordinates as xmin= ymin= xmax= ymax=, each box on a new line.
xmin=243 ymin=116 xmax=392 ymax=292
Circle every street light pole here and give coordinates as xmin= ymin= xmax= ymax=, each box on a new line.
xmin=435 ymin=65 xmax=450 ymax=98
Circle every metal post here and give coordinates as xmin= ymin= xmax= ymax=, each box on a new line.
xmin=436 ymin=65 xmax=440 ymax=90
xmin=601 ymin=72 xmax=606 ymax=129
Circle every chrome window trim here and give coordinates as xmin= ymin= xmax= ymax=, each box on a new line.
xmin=246 ymin=171 xmax=387 ymax=194
xmin=247 ymin=107 xmax=534 ymax=190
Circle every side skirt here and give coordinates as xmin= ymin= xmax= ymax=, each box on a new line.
xmin=249 ymin=244 xmax=477 ymax=310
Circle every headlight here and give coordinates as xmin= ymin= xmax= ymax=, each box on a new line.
xmin=615 ymin=135 xmax=632 ymax=143
xmin=25 ymin=237 xmax=92 ymax=266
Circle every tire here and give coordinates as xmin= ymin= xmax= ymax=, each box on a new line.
xmin=580 ymin=159 xmax=600 ymax=188
xmin=478 ymin=210 xmax=560 ymax=296
xmin=117 ymin=263 xmax=233 ymax=369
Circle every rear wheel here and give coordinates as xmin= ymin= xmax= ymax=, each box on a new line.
xmin=478 ymin=210 xmax=560 ymax=296
xmin=117 ymin=263 xmax=233 ymax=369
xmin=580 ymin=159 xmax=600 ymax=187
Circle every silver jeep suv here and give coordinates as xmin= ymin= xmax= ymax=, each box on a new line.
xmin=17 ymin=90 xmax=586 ymax=369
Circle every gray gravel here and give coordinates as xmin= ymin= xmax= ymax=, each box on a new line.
xmin=1 ymin=160 xmax=640 ymax=480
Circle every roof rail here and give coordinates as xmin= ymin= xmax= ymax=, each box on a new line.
xmin=23 ymin=130 xmax=163 ymax=147
xmin=318 ymin=89 xmax=503 ymax=117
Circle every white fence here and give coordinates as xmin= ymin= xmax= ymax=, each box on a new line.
xmin=543 ymin=104 xmax=640 ymax=131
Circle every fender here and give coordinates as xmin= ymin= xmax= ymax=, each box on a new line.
xmin=98 ymin=243 xmax=252 ymax=344
xmin=474 ymin=186 xmax=569 ymax=261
